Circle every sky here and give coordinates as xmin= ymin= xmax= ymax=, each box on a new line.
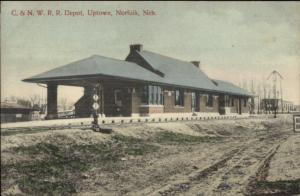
xmin=1 ymin=1 xmax=300 ymax=105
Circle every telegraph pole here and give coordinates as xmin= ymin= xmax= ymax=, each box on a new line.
xmin=280 ymin=78 xmax=283 ymax=113
xmin=251 ymin=80 xmax=255 ymax=114
xmin=299 ymin=74 xmax=300 ymax=107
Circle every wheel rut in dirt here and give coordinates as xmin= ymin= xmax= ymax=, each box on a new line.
xmin=245 ymin=135 xmax=300 ymax=196
xmin=158 ymin=146 xmax=245 ymax=196
xmin=157 ymin=130 xmax=291 ymax=196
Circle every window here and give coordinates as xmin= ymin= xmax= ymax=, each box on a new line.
xmin=175 ymin=89 xmax=184 ymax=106
xmin=150 ymin=85 xmax=154 ymax=104
xmin=141 ymin=86 xmax=148 ymax=104
xmin=231 ymin=97 xmax=235 ymax=107
xmin=191 ymin=92 xmax=196 ymax=110
xmin=225 ymin=95 xmax=230 ymax=107
xmin=141 ymin=85 xmax=163 ymax=105
xmin=205 ymin=94 xmax=213 ymax=107
xmin=158 ymin=87 xmax=162 ymax=105
xmin=114 ymin=90 xmax=122 ymax=106
xmin=244 ymin=98 xmax=247 ymax=107
xmin=154 ymin=85 xmax=158 ymax=104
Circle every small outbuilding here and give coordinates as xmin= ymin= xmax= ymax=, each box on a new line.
xmin=1 ymin=102 xmax=34 ymax=123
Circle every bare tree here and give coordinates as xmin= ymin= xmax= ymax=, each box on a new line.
xmin=59 ymin=98 xmax=68 ymax=111
xmin=67 ymin=101 xmax=75 ymax=110
xmin=8 ymin=96 xmax=17 ymax=102
xmin=262 ymin=81 xmax=267 ymax=99
xmin=242 ymin=80 xmax=248 ymax=91
xmin=256 ymin=82 xmax=263 ymax=114
xmin=29 ymin=94 xmax=42 ymax=107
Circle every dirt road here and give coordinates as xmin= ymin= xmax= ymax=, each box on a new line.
xmin=1 ymin=115 xmax=299 ymax=195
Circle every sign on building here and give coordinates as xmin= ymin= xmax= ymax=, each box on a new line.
xmin=294 ymin=115 xmax=300 ymax=132
xmin=93 ymin=103 xmax=99 ymax=110
xmin=93 ymin=94 xmax=99 ymax=101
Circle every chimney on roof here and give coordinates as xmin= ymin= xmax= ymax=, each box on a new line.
xmin=130 ymin=44 xmax=143 ymax=52
xmin=190 ymin=61 xmax=200 ymax=68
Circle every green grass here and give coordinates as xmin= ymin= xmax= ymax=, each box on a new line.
xmin=1 ymin=134 xmax=159 ymax=195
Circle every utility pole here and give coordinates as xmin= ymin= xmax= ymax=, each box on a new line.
xmin=299 ymin=74 xmax=300 ymax=107
xmin=257 ymin=82 xmax=262 ymax=114
xmin=251 ymin=80 xmax=255 ymax=114
xmin=280 ymin=78 xmax=283 ymax=113
xmin=262 ymin=79 xmax=267 ymax=114
xmin=267 ymin=70 xmax=283 ymax=118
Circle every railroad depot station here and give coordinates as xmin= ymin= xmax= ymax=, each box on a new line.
xmin=23 ymin=44 xmax=252 ymax=120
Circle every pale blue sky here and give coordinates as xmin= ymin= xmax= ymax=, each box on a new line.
xmin=1 ymin=1 xmax=300 ymax=104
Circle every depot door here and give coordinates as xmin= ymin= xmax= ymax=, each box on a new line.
xmin=111 ymin=88 xmax=132 ymax=117
xmin=238 ymin=98 xmax=242 ymax=114
xmin=191 ymin=92 xmax=198 ymax=112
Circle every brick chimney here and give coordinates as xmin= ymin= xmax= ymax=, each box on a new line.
xmin=130 ymin=44 xmax=143 ymax=52
xmin=190 ymin=61 xmax=200 ymax=68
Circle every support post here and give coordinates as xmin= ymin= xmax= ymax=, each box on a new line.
xmin=46 ymin=84 xmax=58 ymax=120
xmin=99 ymin=83 xmax=104 ymax=117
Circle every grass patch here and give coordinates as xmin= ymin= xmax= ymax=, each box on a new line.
xmin=19 ymin=177 xmax=76 ymax=196
xmin=249 ymin=179 xmax=300 ymax=195
xmin=112 ymin=134 xmax=159 ymax=156
xmin=153 ymin=131 xmax=222 ymax=144
xmin=1 ymin=128 xmax=51 ymax=136
xmin=215 ymin=129 xmax=232 ymax=136
xmin=1 ymin=134 xmax=159 ymax=195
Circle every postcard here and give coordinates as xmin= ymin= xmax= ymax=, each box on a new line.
xmin=1 ymin=1 xmax=300 ymax=195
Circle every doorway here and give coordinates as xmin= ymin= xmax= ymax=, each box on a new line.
xmin=218 ymin=95 xmax=225 ymax=115
xmin=113 ymin=89 xmax=124 ymax=116
xmin=191 ymin=92 xmax=198 ymax=112
xmin=238 ymin=98 xmax=242 ymax=114
xmin=104 ymin=87 xmax=132 ymax=117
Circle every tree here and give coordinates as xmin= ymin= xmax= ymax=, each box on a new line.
xmin=59 ymin=97 xmax=68 ymax=111
xmin=29 ymin=94 xmax=42 ymax=107
xmin=242 ymin=80 xmax=248 ymax=91
xmin=16 ymin=98 xmax=31 ymax=108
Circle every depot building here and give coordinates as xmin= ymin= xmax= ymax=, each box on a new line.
xmin=23 ymin=44 xmax=252 ymax=119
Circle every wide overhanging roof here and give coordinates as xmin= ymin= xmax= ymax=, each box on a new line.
xmin=24 ymin=53 xmax=252 ymax=97
xmin=23 ymin=55 xmax=163 ymax=84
